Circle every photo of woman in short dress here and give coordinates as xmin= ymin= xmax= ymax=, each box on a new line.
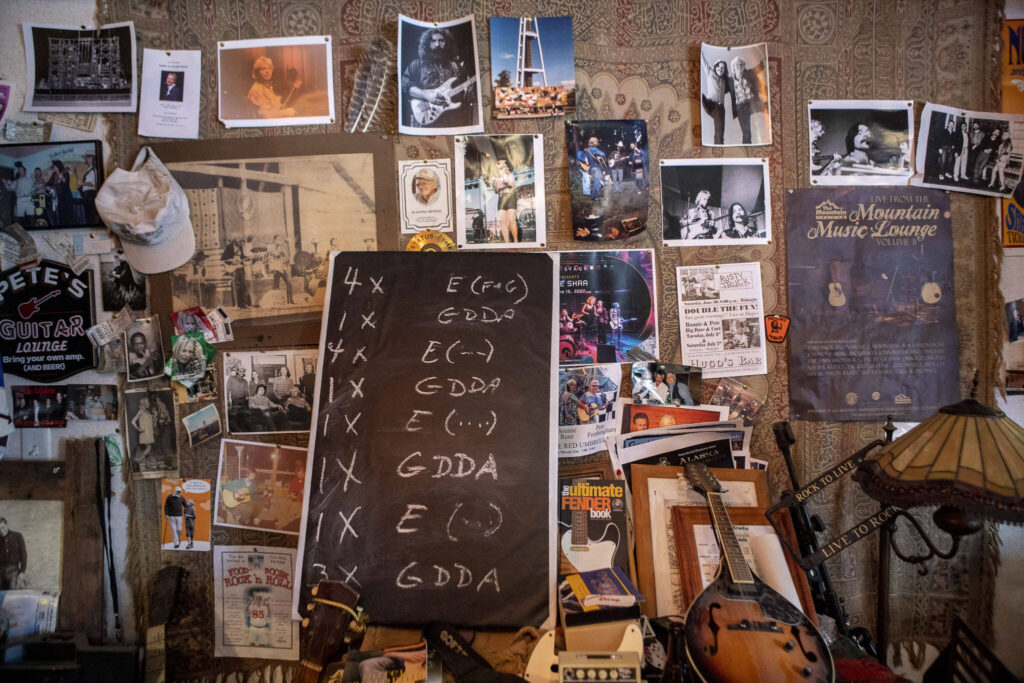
xmin=491 ymin=159 xmax=519 ymax=243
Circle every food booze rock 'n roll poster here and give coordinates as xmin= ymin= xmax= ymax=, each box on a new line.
xmin=786 ymin=188 xmax=959 ymax=421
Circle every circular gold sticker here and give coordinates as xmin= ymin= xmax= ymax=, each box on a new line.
xmin=405 ymin=230 xmax=456 ymax=252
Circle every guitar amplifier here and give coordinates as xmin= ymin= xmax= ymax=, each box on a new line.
xmin=558 ymin=651 xmax=641 ymax=683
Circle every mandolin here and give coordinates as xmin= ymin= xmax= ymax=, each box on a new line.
xmin=682 ymin=464 xmax=834 ymax=683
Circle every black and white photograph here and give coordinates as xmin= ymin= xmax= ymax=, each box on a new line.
xmin=661 ymin=158 xmax=771 ymax=246
xmin=676 ymin=267 xmax=719 ymax=300
xmin=217 ymin=36 xmax=335 ymax=128
xmin=66 ymin=384 xmax=118 ymax=421
xmin=914 ymin=101 xmax=1024 ymax=198
xmin=223 ymin=350 xmax=317 ymax=435
xmin=124 ymin=316 xmax=165 ymax=382
xmin=183 ymin=404 xmax=222 ymax=448
xmin=398 ymin=14 xmax=483 ymax=135
xmin=808 ymin=100 xmax=914 ymax=185
xmin=124 ymin=388 xmax=178 ymax=480
xmin=22 ymin=22 xmax=137 ymax=113
xmin=0 ymin=141 xmax=104 ymax=230
xmin=700 ymin=42 xmax=771 ymax=147
xmin=399 ymin=159 xmax=453 ymax=234
xmin=100 ymin=250 xmax=146 ymax=311
xmin=163 ymin=145 xmax=378 ymax=326
xmin=456 ymin=134 xmax=546 ymax=248
xmin=0 ymin=501 xmax=62 ymax=591
xmin=631 ymin=363 xmax=702 ymax=406
xmin=566 ymin=119 xmax=649 ymax=241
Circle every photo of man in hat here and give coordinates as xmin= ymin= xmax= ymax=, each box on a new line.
xmin=412 ymin=168 xmax=440 ymax=205
xmin=163 ymin=485 xmax=186 ymax=548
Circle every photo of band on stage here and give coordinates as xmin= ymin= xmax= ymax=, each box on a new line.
xmin=558 ymin=249 xmax=658 ymax=366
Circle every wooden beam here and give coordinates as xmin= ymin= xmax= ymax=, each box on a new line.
xmin=58 ymin=438 xmax=103 ymax=642
xmin=0 ymin=462 xmax=65 ymax=500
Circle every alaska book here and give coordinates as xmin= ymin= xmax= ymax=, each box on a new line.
xmin=558 ymin=479 xmax=630 ymax=576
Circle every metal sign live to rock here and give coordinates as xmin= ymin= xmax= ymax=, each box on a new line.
xmin=0 ymin=259 xmax=96 ymax=383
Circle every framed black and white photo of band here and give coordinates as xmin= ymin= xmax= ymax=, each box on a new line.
xmin=398 ymin=14 xmax=483 ymax=136
xmin=912 ymin=101 xmax=1024 ymax=198
xmin=808 ymin=100 xmax=914 ymax=186
xmin=22 ymin=22 xmax=137 ymax=113
xmin=150 ymin=134 xmax=397 ymax=348
xmin=699 ymin=42 xmax=771 ymax=147
xmin=661 ymin=158 xmax=771 ymax=247
xmin=455 ymin=134 xmax=546 ymax=249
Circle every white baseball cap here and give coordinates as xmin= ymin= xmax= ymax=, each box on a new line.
xmin=95 ymin=146 xmax=195 ymax=274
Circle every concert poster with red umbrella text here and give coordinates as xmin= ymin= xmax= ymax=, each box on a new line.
xmin=0 ymin=259 xmax=96 ymax=383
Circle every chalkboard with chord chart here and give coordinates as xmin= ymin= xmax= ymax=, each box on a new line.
xmin=293 ymin=251 xmax=556 ymax=627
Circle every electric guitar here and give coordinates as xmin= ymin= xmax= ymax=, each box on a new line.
xmin=920 ymin=271 xmax=942 ymax=304
xmin=560 ymin=481 xmax=619 ymax=573
xmin=409 ymin=76 xmax=477 ymax=126
xmin=683 ymin=464 xmax=834 ymax=683
xmin=609 ymin=316 xmax=638 ymax=331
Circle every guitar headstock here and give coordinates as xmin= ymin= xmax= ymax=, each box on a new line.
xmin=684 ymin=463 xmax=722 ymax=496
xmin=299 ymin=580 xmax=362 ymax=682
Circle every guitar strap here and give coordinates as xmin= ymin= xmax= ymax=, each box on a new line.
xmin=766 ymin=439 xmax=902 ymax=569
xmin=423 ymin=622 xmax=524 ymax=683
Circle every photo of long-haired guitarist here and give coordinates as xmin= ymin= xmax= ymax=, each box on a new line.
xmin=682 ymin=464 xmax=834 ymax=682
xmin=402 ymin=26 xmax=478 ymax=128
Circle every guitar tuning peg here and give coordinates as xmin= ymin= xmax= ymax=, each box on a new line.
xmin=311 ymin=586 xmax=319 ymax=596
xmin=301 ymin=618 xmax=309 ymax=628
xmin=306 ymin=602 xmax=314 ymax=611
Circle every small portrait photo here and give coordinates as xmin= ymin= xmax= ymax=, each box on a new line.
xmin=398 ymin=159 xmax=453 ymax=234
xmin=1008 ymin=297 xmax=1024 ymax=343
xmin=182 ymin=403 xmax=222 ymax=448
xmin=100 ymin=250 xmax=146 ymax=311
xmin=398 ymin=14 xmax=483 ymax=135
xmin=915 ymin=102 xmax=1023 ymax=198
xmin=172 ymin=306 xmax=215 ymax=342
xmin=0 ymin=501 xmax=63 ymax=591
xmin=808 ymin=100 xmax=913 ymax=185
xmin=661 ymin=158 xmax=770 ymax=246
xmin=223 ymin=350 xmax=316 ymax=435
xmin=677 ymin=267 xmax=720 ymax=301
xmin=65 ymin=384 xmax=118 ymax=421
xmin=167 ymin=333 xmax=210 ymax=383
xmin=700 ymin=42 xmax=771 ymax=147
xmin=158 ymin=70 xmax=185 ymax=101
xmin=631 ymin=363 xmax=702 ymax=407
xmin=160 ymin=478 xmax=211 ymax=551
xmin=11 ymin=386 xmax=68 ymax=429
xmin=721 ymin=318 xmax=763 ymax=350
xmin=124 ymin=316 xmax=165 ymax=382
xmin=124 ymin=388 xmax=178 ymax=479
xmin=214 ymin=439 xmax=308 ymax=533
xmin=217 ymin=36 xmax=335 ymax=128
xmin=456 ymin=134 xmax=546 ymax=248
xmin=565 ymin=119 xmax=649 ymax=241
xmin=489 ymin=16 xmax=575 ymax=119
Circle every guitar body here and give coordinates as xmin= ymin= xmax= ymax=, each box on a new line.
xmin=684 ymin=567 xmax=833 ymax=683
xmin=222 ymin=487 xmax=251 ymax=508
xmin=409 ymin=76 xmax=477 ymax=126
xmin=827 ymin=283 xmax=846 ymax=307
xmin=578 ymin=403 xmax=599 ymax=423
xmin=560 ymin=524 xmax=618 ymax=573
xmin=920 ymin=281 xmax=942 ymax=304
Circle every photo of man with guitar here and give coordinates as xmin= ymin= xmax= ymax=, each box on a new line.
xmin=215 ymin=439 xmax=308 ymax=534
xmin=398 ymin=15 xmax=482 ymax=134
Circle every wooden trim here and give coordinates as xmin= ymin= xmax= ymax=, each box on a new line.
xmin=631 ymin=465 xmax=768 ymax=619
xmin=0 ymin=462 xmax=66 ymax=499
xmin=669 ymin=505 xmax=818 ymax=625
xmin=58 ymin=439 xmax=104 ymax=640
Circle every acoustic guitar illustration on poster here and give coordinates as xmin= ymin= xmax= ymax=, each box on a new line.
xmin=682 ymin=464 xmax=834 ymax=683
xmin=826 ymin=261 xmax=846 ymax=308
xmin=409 ymin=76 xmax=477 ymax=126
xmin=920 ymin=271 xmax=942 ymax=304
xmin=559 ymin=480 xmax=620 ymax=574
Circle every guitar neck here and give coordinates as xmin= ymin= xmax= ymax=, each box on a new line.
xmin=706 ymin=492 xmax=753 ymax=584
xmin=451 ymin=77 xmax=476 ymax=96
xmin=571 ymin=479 xmax=588 ymax=544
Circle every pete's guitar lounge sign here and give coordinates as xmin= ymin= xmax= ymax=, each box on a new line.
xmin=0 ymin=260 xmax=96 ymax=383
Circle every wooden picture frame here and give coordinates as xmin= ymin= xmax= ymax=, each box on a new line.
xmin=558 ymin=458 xmax=615 ymax=481
xmin=670 ymin=505 xmax=818 ymax=624
xmin=631 ymin=465 xmax=768 ymax=618
xmin=0 ymin=439 xmax=103 ymax=640
xmin=150 ymin=134 xmax=398 ymax=350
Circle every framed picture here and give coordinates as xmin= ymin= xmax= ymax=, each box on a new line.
xmin=669 ymin=505 xmax=816 ymax=622
xmin=631 ymin=465 xmax=768 ymax=618
xmin=217 ymin=36 xmax=335 ymax=128
xmin=150 ymin=134 xmax=398 ymax=348
xmin=0 ymin=140 xmax=104 ymax=231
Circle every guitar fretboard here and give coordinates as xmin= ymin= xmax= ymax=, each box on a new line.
xmin=706 ymin=492 xmax=753 ymax=584
xmin=571 ymin=479 xmax=587 ymax=545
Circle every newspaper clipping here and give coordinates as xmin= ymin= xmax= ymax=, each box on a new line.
xmin=213 ymin=545 xmax=299 ymax=660
xmin=676 ymin=263 xmax=767 ymax=379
